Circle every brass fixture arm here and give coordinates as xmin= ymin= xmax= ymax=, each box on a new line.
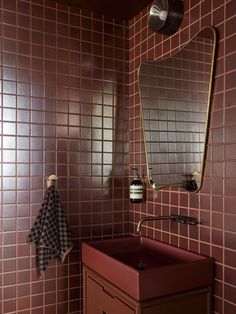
xmin=136 ymin=215 xmax=198 ymax=233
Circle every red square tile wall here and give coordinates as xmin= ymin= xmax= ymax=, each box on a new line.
xmin=0 ymin=0 xmax=129 ymax=313
xmin=129 ymin=1 xmax=236 ymax=314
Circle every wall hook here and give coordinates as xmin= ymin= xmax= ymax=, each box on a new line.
xmin=46 ymin=175 xmax=58 ymax=188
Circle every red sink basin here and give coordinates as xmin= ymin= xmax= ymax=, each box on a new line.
xmin=82 ymin=236 xmax=213 ymax=301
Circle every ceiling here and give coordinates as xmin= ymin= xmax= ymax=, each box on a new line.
xmin=54 ymin=0 xmax=154 ymax=20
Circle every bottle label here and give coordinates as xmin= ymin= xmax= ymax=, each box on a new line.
xmin=130 ymin=185 xmax=143 ymax=199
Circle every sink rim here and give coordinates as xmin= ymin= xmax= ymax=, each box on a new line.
xmin=82 ymin=236 xmax=214 ymax=301
xmin=84 ymin=236 xmax=211 ymax=270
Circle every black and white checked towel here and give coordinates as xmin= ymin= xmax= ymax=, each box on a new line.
xmin=27 ymin=186 xmax=73 ymax=276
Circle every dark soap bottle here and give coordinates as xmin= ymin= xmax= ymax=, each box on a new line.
xmin=130 ymin=168 xmax=143 ymax=203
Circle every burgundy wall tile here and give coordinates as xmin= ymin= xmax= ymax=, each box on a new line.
xmin=129 ymin=1 xmax=236 ymax=314
xmin=1 ymin=1 xmax=236 ymax=314
xmin=0 ymin=1 xmax=129 ymax=314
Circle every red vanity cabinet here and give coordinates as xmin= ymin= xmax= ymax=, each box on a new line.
xmin=83 ymin=265 xmax=211 ymax=314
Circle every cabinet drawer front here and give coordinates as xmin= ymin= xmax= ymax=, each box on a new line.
xmin=87 ymin=275 xmax=135 ymax=314
xmin=112 ymin=297 xmax=135 ymax=314
xmin=143 ymin=292 xmax=208 ymax=314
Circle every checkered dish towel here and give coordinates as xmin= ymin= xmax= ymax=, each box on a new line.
xmin=27 ymin=186 xmax=73 ymax=276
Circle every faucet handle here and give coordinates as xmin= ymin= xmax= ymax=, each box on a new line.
xmin=171 ymin=215 xmax=198 ymax=225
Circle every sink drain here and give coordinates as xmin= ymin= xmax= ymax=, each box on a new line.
xmin=136 ymin=262 xmax=146 ymax=270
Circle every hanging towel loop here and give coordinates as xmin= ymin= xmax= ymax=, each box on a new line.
xmin=46 ymin=174 xmax=58 ymax=188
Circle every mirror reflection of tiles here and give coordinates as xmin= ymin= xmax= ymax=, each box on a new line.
xmin=139 ymin=27 xmax=216 ymax=192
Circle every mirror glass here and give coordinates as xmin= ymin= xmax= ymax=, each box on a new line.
xmin=139 ymin=27 xmax=216 ymax=192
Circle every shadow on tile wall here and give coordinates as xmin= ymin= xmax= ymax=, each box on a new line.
xmin=129 ymin=1 xmax=236 ymax=314
xmin=0 ymin=0 xmax=129 ymax=313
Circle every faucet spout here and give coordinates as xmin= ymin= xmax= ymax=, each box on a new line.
xmin=136 ymin=215 xmax=174 ymax=233
xmin=136 ymin=214 xmax=198 ymax=233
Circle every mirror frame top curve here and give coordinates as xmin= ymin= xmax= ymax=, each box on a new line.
xmin=139 ymin=26 xmax=217 ymax=192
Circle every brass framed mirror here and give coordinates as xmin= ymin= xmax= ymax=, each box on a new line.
xmin=139 ymin=27 xmax=217 ymax=192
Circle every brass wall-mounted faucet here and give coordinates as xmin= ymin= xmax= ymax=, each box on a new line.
xmin=136 ymin=215 xmax=198 ymax=233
